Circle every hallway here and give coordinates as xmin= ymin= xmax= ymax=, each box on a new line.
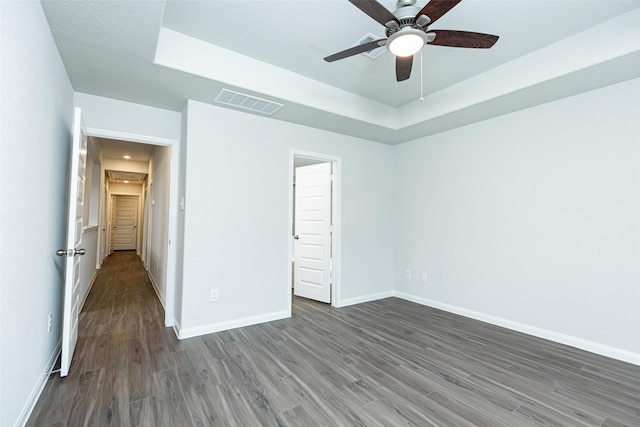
xmin=28 ymin=251 xmax=175 ymax=425
xmin=28 ymin=252 xmax=640 ymax=426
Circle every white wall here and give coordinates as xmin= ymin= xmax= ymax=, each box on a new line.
xmin=393 ymin=78 xmax=640 ymax=363
xmin=82 ymin=150 xmax=102 ymax=228
xmin=177 ymin=101 xmax=394 ymax=336
xmin=74 ymin=92 xmax=181 ymax=143
xmin=103 ymin=158 xmax=148 ymax=174
xmin=109 ymin=182 xmax=143 ymax=195
xmin=78 ymin=228 xmax=98 ymax=308
xmin=0 ymin=2 xmax=74 ymax=426
xmin=147 ymin=145 xmax=172 ymax=305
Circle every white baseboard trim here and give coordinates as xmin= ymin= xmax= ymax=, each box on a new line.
xmin=393 ymin=291 xmax=640 ymax=366
xmin=147 ymin=272 xmax=166 ymax=310
xmin=336 ymin=290 xmax=395 ymax=308
xmin=15 ymin=340 xmax=61 ymax=427
xmin=176 ymin=310 xmax=291 ymax=340
xmin=79 ymin=271 xmax=98 ymax=313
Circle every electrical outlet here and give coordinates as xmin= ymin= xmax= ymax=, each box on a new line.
xmin=210 ymin=289 xmax=219 ymax=302
xmin=47 ymin=314 xmax=53 ymax=332
xmin=421 ymin=273 xmax=428 ymax=283
xmin=405 ymin=270 xmax=412 ymax=280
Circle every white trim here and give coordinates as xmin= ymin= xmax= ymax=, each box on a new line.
xmin=336 ymin=291 xmax=395 ymax=308
xmin=393 ymin=291 xmax=640 ymax=366
xmin=14 ymin=340 xmax=61 ymax=427
xmin=176 ymin=310 xmax=291 ymax=340
xmin=289 ymin=150 xmax=342 ymax=307
xmin=85 ymin=126 xmax=178 ymax=147
xmin=148 ymin=271 xmax=166 ymax=310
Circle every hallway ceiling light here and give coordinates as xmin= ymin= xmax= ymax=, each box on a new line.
xmin=123 ymin=155 xmax=131 ymax=159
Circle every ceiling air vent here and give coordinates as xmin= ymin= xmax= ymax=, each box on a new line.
xmin=356 ymin=33 xmax=385 ymax=59
xmin=214 ymin=89 xmax=283 ymax=115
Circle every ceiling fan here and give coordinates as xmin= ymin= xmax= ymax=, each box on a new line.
xmin=324 ymin=0 xmax=499 ymax=82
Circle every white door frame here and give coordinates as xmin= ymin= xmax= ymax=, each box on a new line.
xmin=144 ymin=181 xmax=153 ymax=270
xmin=109 ymin=193 xmax=141 ymax=251
xmin=288 ymin=150 xmax=341 ymax=308
xmin=91 ymin=127 xmax=179 ymax=328
xmin=141 ymin=184 xmax=149 ymax=270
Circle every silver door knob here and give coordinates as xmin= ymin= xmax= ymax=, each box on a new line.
xmin=294 ymin=235 xmax=299 ymax=240
xmin=56 ymin=248 xmax=86 ymax=256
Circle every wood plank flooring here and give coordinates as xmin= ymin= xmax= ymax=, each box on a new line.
xmin=28 ymin=251 xmax=640 ymax=426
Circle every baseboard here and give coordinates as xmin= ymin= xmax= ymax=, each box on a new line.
xmin=79 ymin=271 xmax=98 ymax=313
xmin=15 ymin=340 xmax=61 ymax=427
xmin=176 ymin=310 xmax=291 ymax=340
xmin=147 ymin=272 xmax=166 ymax=310
xmin=336 ymin=290 xmax=395 ymax=308
xmin=393 ymin=291 xmax=640 ymax=366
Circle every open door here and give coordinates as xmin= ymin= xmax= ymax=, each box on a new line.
xmin=293 ymin=162 xmax=332 ymax=303
xmin=56 ymin=107 xmax=87 ymax=377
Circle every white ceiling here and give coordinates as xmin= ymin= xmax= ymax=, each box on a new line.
xmin=41 ymin=0 xmax=640 ymax=145
xmin=93 ymin=137 xmax=153 ymax=182
xmin=96 ymin=137 xmax=155 ymax=162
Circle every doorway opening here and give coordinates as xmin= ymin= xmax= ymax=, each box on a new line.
xmin=289 ymin=150 xmax=341 ymax=309
xmin=88 ymin=132 xmax=179 ymax=328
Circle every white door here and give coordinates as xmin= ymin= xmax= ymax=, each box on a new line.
xmin=57 ymin=107 xmax=87 ymax=377
xmin=294 ymin=163 xmax=332 ymax=303
xmin=113 ymin=195 xmax=138 ymax=250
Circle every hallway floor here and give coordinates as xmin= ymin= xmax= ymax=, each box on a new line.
xmin=28 ymin=251 xmax=640 ymax=426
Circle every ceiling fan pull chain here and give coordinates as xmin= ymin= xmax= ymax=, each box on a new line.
xmin=420 ymin=49 xmax=424 ymax=101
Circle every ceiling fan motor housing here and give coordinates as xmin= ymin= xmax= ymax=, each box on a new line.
xmin=385 ymin=1 xmax=430 ymax=37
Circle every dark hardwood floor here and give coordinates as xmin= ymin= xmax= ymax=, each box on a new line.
xmin=28 ymin=251 xmax=640 ymax=426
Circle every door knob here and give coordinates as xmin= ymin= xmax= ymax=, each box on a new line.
xmin=55 ymin=248 xmax=85 ymax=256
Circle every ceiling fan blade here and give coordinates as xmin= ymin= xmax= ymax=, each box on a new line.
xmin=429 ymin=30 xmax=499 ymax=48
xmin=324 ymin=39 xmax=387 ymax=62
xmin=348 ymin=0 xmax=399 ymax=26
xmin=396 ymin=55 xmax=413 ymax=81
xmin=415 ymin=0 xmax=461 ymax=24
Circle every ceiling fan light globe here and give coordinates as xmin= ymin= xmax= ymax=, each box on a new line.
xmin=387 ymin=29 xmax=427 ymax=57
